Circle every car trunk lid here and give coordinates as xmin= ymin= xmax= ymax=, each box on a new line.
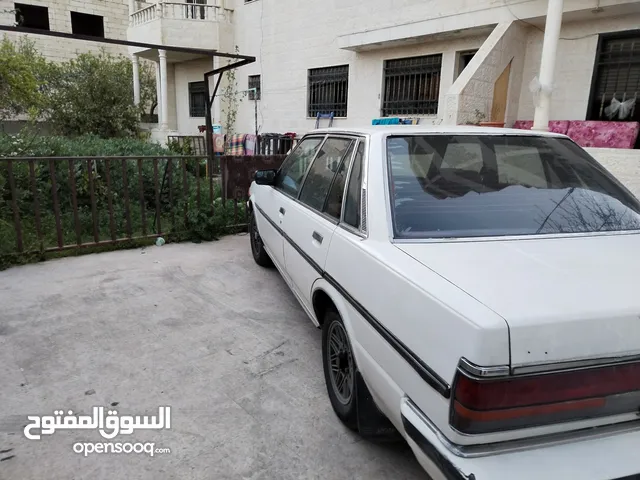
xmin=396 ymin=233 xmax=640 ymax=368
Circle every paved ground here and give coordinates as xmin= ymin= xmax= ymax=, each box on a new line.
xmin=0 ymin=235 xmax=427 ymax=480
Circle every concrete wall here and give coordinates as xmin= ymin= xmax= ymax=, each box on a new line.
xmin=517 ymin=13 xmax=640 ymax=122
xmin=174 ymin=58 xmax=214 ymax=135
xmin=0 ymin=0 xmax=129 ymax=61
xmin=233 ymin=0 xmax=487 ymax=134
xmin=230 ymin=0 xmax=640 ymax=136
xmin=444 ymin=21 xmax=528 ymax=126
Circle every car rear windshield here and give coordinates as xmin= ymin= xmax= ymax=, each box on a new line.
xmin=387 ymin=135 xmax=640 ymax=239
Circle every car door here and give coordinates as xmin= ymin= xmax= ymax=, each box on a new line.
xmin=253 ymin=136 xmax=324 ymax=271
xmin=282 ymin=136 xmax=357 ymax=316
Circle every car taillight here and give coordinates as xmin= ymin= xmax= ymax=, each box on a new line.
xmin=450 ymin=361 xmax=640 ymax=434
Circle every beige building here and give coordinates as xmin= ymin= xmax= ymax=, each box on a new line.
xmin=0 ymin=0 xmax=129 ymax=59
xmin=2 ymin=0 xmax=639 ymax=146
xmin=127 ymin=0 xmax=235 ymax=141
xmin=232 ymin=0 xmax=640 ymax=136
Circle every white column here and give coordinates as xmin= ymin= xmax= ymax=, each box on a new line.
xmin=532 ymin=0 xmax=564 ymax=131
xmin=158 ymin=49 xmax=169 ymax=130
xmin=155 ymin=61 xmax=162 ymax=126
xmin=132 ymin=54 xmax=141 ymax=106
xmin=128 ymin=0 xmax=135 ymax=15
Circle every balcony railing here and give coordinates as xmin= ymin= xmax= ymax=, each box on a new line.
xmin=131 ymin=1 xmax=233 ymax=27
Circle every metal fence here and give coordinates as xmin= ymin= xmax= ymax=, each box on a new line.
xmin=257 ymin=134 xmax=298 ymax=155
xmin=167 ymin=135 xmax=207 ymax=155
xmin=0 ymin=155 xmax=284 ymax=257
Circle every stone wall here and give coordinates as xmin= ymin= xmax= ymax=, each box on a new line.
xmin=0 ymin=0 xmax=129 ymax=61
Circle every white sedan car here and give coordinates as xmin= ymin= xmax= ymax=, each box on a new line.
xmin=248 ymin=126 xmax=640 ymax=480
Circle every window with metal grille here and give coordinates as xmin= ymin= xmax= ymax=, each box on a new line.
xmin=382 ymin=54 xmax=442 ymax=117
xmin=588 ymin=30 xmax=640 ymax=123
xmin=248 ymin=75 xmax=261 ymax=100
xmin=308 ymin=65 xmax=349 ymax=118
xmin=189 ymin=81 xmax=207 ymax=117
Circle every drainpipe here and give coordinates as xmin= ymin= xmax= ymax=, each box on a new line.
xmin=532 ymin=0 xmax=564 ymax=131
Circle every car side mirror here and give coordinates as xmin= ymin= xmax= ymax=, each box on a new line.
xmin=254 ymin=169 xmax=277 ymax=185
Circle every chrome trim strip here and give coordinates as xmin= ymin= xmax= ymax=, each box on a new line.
xmin=458 ymin=358 xmax=509 ymax=378
xmin=404 ymin=397 xmax=640 ymax=459
xmin=360 ymin=135 xmax=370 ymax=237
xmin=512 ymin=353 xmax=640 ymax=376
xmin=391 ymin=229 xmax=640 ymax=244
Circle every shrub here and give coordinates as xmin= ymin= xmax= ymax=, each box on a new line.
xmin=0 ymin=131 xmax=172 ymax=157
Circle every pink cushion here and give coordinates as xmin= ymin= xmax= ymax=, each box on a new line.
xmin=549 ymin=121 xmax=570 ymax=135
xmin=512 ymin=120 xmax=533 ymax=130
xmin=566 ymin=121 xmax=640 ymax=149
xmin=511 ymin=120 xmax=569 ymax=134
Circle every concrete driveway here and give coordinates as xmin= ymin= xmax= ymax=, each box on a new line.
xmin=0 ymin=235 xmax=427 ymax=480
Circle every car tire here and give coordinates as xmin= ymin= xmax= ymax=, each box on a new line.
xmin=322 ymin=308 xmax=358 ymax=431
xmin=249 ymin=211 xmax=273 ymax=268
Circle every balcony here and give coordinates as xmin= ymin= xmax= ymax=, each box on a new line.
xmin=128 ymin=1 xmax=234 ymax=59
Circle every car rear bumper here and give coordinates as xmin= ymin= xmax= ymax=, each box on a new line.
xmin=400 ymin=398 xmax=640 ymax=480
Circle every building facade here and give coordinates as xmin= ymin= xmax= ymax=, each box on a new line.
xmin=231 ymin=0 xmax=640 ymax=137
xmin=0 ymin=0 xmax=129 ymax=60
xmin=3 ymin=0 xmax=639 ymax=142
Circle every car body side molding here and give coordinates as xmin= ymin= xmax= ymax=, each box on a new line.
xmin=254 ymin=203 xmax=451 ymax=399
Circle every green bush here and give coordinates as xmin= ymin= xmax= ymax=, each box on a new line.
xmin=1 ymin=37 xmax=157 ymax=138
xmin=0 ymin=131 xmax=172 ymax=157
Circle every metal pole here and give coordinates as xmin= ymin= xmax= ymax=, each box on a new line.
xmin=254 ymin=98 xmax=258 ymax=139
xmin=204 ymin=77 xmax=214 ymax=172
xmin=532 ymin=0 xmax=564 ymax=131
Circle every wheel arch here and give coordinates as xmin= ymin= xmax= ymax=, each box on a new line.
xmin=311 ymin=279 xmax=352 ymax=331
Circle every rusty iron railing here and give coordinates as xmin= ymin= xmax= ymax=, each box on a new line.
xmin=0 ymin=155 xmax=284 ymax=258
xmin=167 ymin=135 xmax=207 ymax=155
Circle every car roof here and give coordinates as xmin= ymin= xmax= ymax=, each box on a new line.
xmin=308 ymin=125 xmax=567 ymax=138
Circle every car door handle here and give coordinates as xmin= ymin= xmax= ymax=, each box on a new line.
xmin=279 ymin=207 xmax=286 ymax=215
xmin=312 ymin=231 xmax=323 ymax=244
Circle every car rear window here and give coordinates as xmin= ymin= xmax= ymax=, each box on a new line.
xmin=387 ymin=135 xmax=640 ymax=239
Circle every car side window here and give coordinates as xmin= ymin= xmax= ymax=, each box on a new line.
xmin=298 ymin=137 xmax=353 ymax=212
xmin=324 ymin=142 xmax=356 ymax=220
xmin=343 ymin=142 xmax=364 ymax=229
xmin=275 ymin=137 xmax=323 ymax=197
